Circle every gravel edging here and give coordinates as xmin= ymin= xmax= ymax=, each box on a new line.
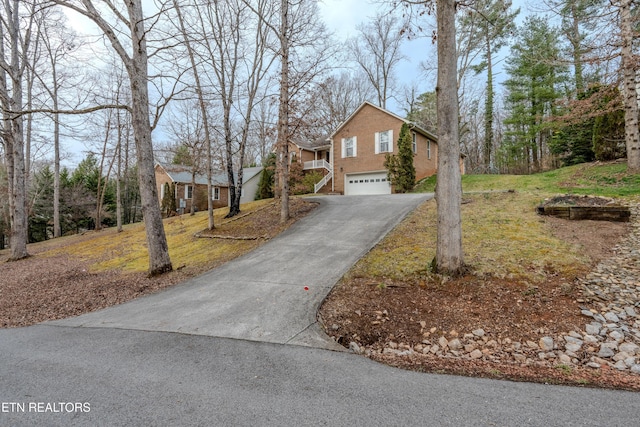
xmin=349 ymin=202 xmax=640 ymax=376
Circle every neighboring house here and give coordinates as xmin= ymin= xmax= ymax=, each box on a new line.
xmin=326 ymin=101 xmax=445 ymax=195
xmin=154 ymin=163 xmax=263 ymax=214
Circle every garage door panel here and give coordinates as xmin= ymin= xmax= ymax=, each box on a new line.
xmin=345 ymin=172 xmax=391 ymax=195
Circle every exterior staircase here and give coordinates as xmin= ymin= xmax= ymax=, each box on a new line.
xmin=303 ymin=160 xmax=333 ymax=193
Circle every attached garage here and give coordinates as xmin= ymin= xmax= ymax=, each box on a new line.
xmin=344 ymin=172 xmax=391 ymax=195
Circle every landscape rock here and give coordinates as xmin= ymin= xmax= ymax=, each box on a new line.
xmin=565 ymin=343 xmax=582 ymax=353
xmin=585 ymin=323 xmax=601 ymax=335
xmin=469 ymin=349 xmax=483 ymax=359
xmin=598 ymin=346 xmax=615 ymax=358
xmin=472 ymin=329 xmax=485 ymax=337
xmin=619 ymin=342 xmax=639 ymax=355
xmin=558 ymin=354 xmax=572 ymax=364
xmin=613 ymin=360 xmax=628 ymax=370
xmin=438 ymin=336 xmax=449 ymax=349
xmin=605 ymin=312 xmax=620 ymax=323
xmin=448 ymin=338 xmax=462 ymax=351
xmin=539 ymin=336 xmax=554 ymax=351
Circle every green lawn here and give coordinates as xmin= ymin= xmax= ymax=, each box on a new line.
xmin=415 ymin=162 xmax=640 ymax=198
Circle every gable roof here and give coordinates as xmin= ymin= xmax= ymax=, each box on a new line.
xmin=291 ymin=136 xmax=331 ymax=151
xmin=156 ymin=163 xmax=262 ymax=187
xmin=329 ymin=101 xmax=438 ymax=142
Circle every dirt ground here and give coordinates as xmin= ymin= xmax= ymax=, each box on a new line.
xmin=319 ymin=208 xmax=640 ymax=391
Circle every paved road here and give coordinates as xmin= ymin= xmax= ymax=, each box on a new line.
xmin=2 ymin=195 xmax=639 ymax=426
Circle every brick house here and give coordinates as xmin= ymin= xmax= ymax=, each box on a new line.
xmin=155 ymin=163 xmax=263 ymax=214
xmin=322 ymin=101 xmax=446 ymax=195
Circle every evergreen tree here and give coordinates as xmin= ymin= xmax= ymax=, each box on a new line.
xmin=161 ymin=182 xmax=177 ymax=217
xmin=29 ymin=165 xmax=55 ymax=242
xmin=550 ymin=85 xmax=626 ymax=165
xmin=502 ymin=17 xmax=568 ymax=173
xmin=256 ymin=153 xmax=276 ymax=200
xmin=407 ymin=91 xmax=437 ymax=133
xmin=384 ymin=123 xmax=416 ymax=193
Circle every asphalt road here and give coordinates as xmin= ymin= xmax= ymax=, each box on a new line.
xmin=2 ymin=195 xmax=638 ymax=426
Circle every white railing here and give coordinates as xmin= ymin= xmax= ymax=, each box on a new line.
xmin=314 ymin=173 xmax=332 ymax=193
xmin=303 ymin=159 xmax=332 ymax=171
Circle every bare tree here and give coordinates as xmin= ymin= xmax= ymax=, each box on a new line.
xmin=348 ymin=13 xmax=407 ymax=109
xmin=54 ymin=0 xmax=172 ymax=275
xmin=186 ymin=0 xmax=277 ymax=218
xmin=309 ymin=71 xmax=375 ymax=139
xmin=0 ymin=0 xmax=38 ymax=260
xmin=171 ymin=0 xmax=216 ymax=228
xmin=277 ymin=0 xmax=291 ymax=222
xmin=165 ymin=99 xmax=207 ymax=216
xmin=34 ymin=7 xmax=80 ymax=238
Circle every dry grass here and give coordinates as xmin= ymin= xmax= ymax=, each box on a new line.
xmin=45 ymin=200 xmax=276 ymax=273
xmin=349 ymin=191 xmax=590 ymax=284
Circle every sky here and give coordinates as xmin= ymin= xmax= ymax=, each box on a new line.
xmin=60 ymin=0 xmax=529 ymax=166
xmin=318 ymin=0 xmax=437 ymax=116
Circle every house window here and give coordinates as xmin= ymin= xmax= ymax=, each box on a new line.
xmin=427 ymin=140 xmax=432 ymax=159
xmin=342 ymin=136 xmax=356 ymax=158
xmin=213 ymin=187 xmax=220 ymax=201
xmin=412 ymin=132 xmax=417 ymax=154
xmin=185 ymin=185 xmax=193 ymax=199
xmin=375 ymin=130 xmax=393 ymax=154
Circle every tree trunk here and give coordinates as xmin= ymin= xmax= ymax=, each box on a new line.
xmin=278 ymin=0 xmax=290 ymax=223
xmin=116 ymin=134 xmax=122 ymax=232
xmin=172 ymin=0 xmax=215 ymax=229
xmin=3 ymin=0 xmax=30 ymax=260
xmin=435 ymin=0 xmax=464 ymax=275
xmin=569 ymin=2 xmax=584 ymax=94
xmin=127 ymin=0 xmax=172 ymax=275
xmin=190 ymin=172 xmax=196 ymax=215
xmin=483 ymin=36 xmax=493 ymax=171
xmin=619 ymin=0 xmax=640 ymax=172
xmin=53 ymin=96 xmax=61 ymax=237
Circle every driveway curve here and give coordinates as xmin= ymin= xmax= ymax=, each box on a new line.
xmin=51 ymin=194 xmax=431 ymax=349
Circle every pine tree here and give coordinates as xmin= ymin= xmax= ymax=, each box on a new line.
xmin=256 ymin=153 xmax=276 ymax=200
xmin=384 ymin=123 xmax=416 ymax=193
xmin=502 ymin=17 xmax=568 ymax=173
xmin=161 ymin=183 xmax=177 ymax=217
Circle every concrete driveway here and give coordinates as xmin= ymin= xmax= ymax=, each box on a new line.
xmin=50 ymin=194 xmax=431 ymax=349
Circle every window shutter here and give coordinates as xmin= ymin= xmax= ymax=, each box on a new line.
xmin=185 ymin=185 xmax=190 ymax=199
xmin=341 ymin=138 xmax=346 ymax=158
xmin=352 ymin=136 xmax=357 ymax=157
xmin=374 ymin=132 xmax=380 ymax=154
xmin=389 ymin=130 xmax=394 ymax=152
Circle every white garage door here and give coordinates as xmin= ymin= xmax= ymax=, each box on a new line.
xmin=345 ymin=172 xmax=391 ymax=195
